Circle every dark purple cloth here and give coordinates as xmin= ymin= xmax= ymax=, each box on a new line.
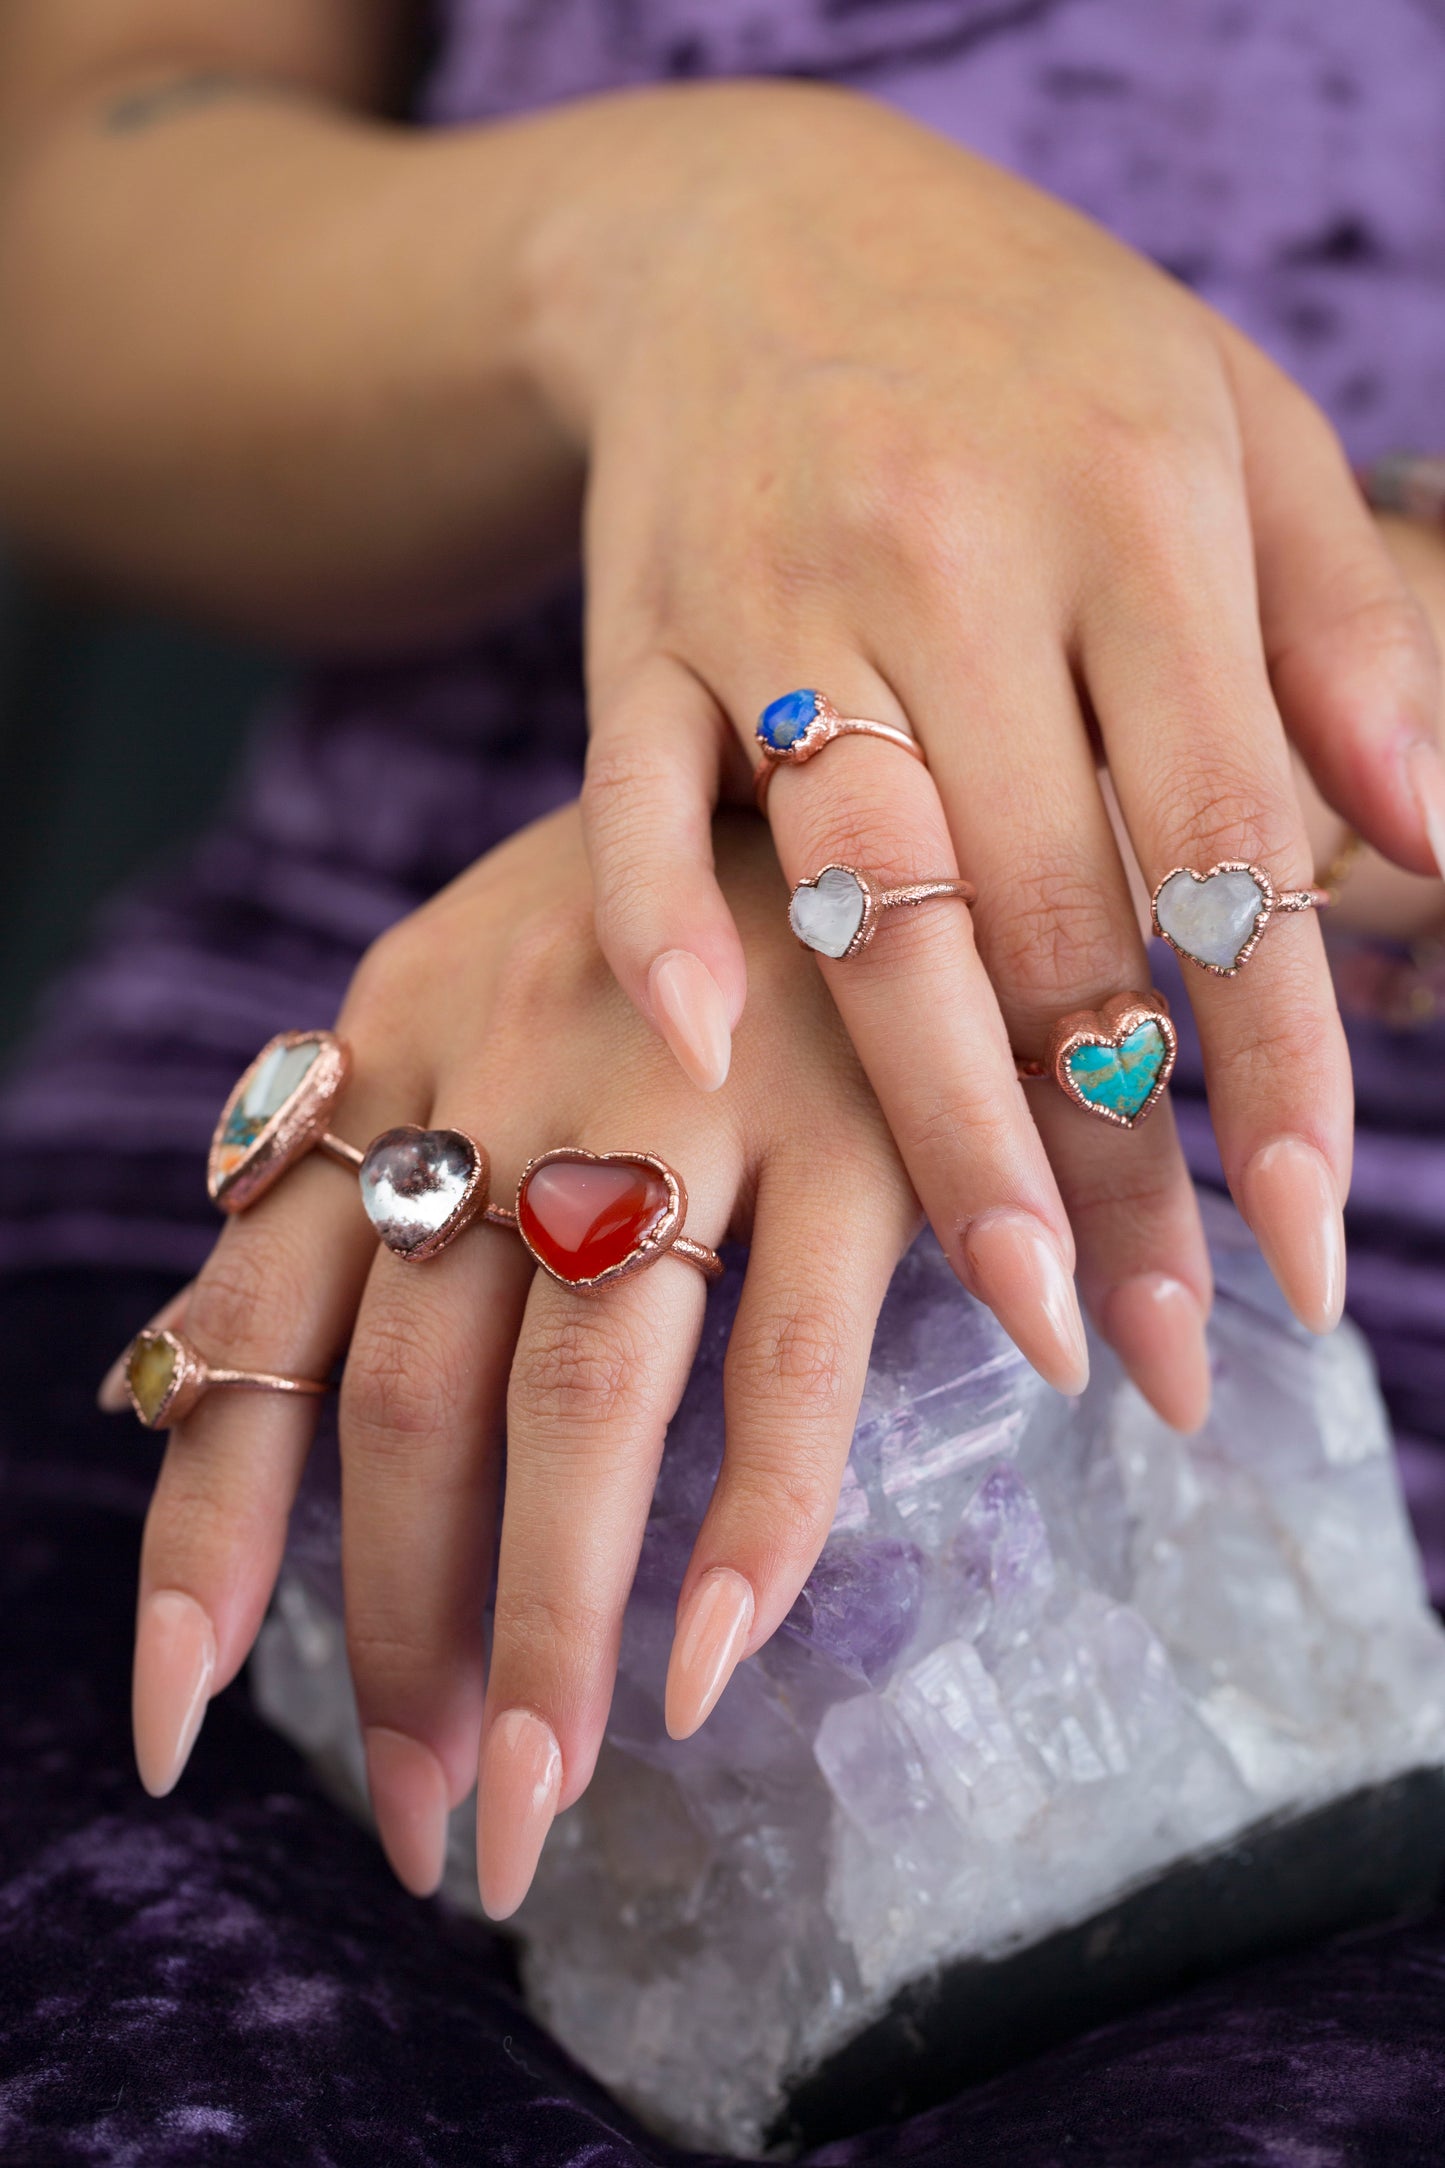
xmin=3 ymin=2 xmax=1445 ymax=2162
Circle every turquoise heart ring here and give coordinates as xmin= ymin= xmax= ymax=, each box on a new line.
xmin=754 ymin=690 xmax=927 ymax=811
xmin=1017 ymin=992 xmax=1177 ymax=1129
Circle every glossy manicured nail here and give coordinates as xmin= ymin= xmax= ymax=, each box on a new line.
xmin=98 ymin=1285 xmax=193 ymax=1412
xmin=133 ymin=1589 xmax=216 ymax=1797
xmin=364 ymin=1727 xmax=450 ymax=1898
xmin=476 ymin=1708 xmax=562 ymax=1921
xmin=1239 ymin=1136 xmax=1346 ymax=1335
xmin=963 ymin=1210 xmax=1090 ymax=1396
xmin=648 ymin=949 xmax=732 ymax=1092
xmin=1406 ymin=738 xmax=1445 ymax=881
xmin=1101 ymin=1274 xmax=1211 ymax=1434
xmin=665 ymin=1567 xmax=755 ymax=1741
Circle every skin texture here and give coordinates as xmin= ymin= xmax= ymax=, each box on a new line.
xmin=130 ymin=809 xmax=920 ymax=1911
xmin=4 ymin=3 xmax=1444 ymax=1904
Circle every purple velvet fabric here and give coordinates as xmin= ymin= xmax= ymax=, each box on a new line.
xmin=3 ymin=1 xmax=1445 ymax=2160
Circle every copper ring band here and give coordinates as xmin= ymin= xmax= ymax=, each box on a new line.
xmin=124 ymin=1327 xmax=329 ymax=1431
xmin=1015 ymin=991 xmax=1177 ymax=1130
xmin=788 ymin=863 xmax=976 ymax=960
xmin=1150 ymin=860 xmax=1332 ymax=978
xmin=754 ymin=691 xmax=927 ymax=812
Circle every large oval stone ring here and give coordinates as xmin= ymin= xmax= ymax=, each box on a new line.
xmin=789 ymin=863 xmax=976 ymax=960
xmin=507 ymin=1148 xmax=723 ymax=1291
xmin=209 ymin=1030 xmax=364 ymax=1211
xmin=1150 ymin=861 xmax=1331 ymax=977
xmin=1016 ymin=991 xmax=1177 ymax=1130
xmin=122 ymin=1326 xmax=329 ymax=1430
xmin=754 ymin=689 xmax=927 ymax=811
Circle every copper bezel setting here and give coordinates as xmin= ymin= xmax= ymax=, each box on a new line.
xmin=208 ymin=1030 xmax=352 ymax=1212
xmin=1045 ymin=991 xmax=1178 ymax=1130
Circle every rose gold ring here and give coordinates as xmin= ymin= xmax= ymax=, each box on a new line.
xmin=209 ymin=1030 xmax=363 ymax=1212
xmin=754 ymin=689 xmax=926 ymax=811
xmin=1150 ymin=861 xmax=1331 ymax=977
xmin=1016 ymin=991 xmax=1177 ymax=1130
xmin=788 ymin=863 xmax=976 ymax=960
xmin=123 ymin=1327 xmax=329 ymax=1431
xmin=496 ymin=1147 xmax=723 ymax=1292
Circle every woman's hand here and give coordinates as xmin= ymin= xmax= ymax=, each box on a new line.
xmin=530 ymin=83 xmax=1444 ymax=1398
xmin=127 ymin=805 xmax=919 ymax=1915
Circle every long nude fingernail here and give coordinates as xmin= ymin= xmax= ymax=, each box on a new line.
xmin=665 ymin=1567 xmax=755 ymax=1741
xmin=1406 ymin=738 xmax=1445 ymax=880
xmin=476 ymin=1708 xmax=562 ymax=1921
xmin=1101 ymin=1274 xmax=1211 ymax=1434
xmin=364 ymin=1727 xmax=450 ymax=1899
xmin=963 ymin=1210 xmax=1090 ymax=1396
xmin=1239 ymin=1135 xmax=1346 ymax=1335
xmin=648 ymin=950 xmax=732 ymax=1093
xmin=133 ymin=1590 xmax=216 ymax=1797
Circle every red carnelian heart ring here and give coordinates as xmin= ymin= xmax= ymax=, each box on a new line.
xmin=510 ymin=1148 xmax=723 ymax=1291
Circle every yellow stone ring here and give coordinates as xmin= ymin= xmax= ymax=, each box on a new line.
xmin=123 ymin=1326 xmax=330 ymax=1431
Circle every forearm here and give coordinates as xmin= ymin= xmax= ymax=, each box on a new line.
xmin=0 ymin=78 xmax=588 ymax=647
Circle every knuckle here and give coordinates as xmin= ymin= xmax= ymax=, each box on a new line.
xmin=906 ymin=1086 xmax=1020 ymax=1171
xmin=343 ymin=1310 xmax=460 ymax=1453
xmin=186 ymin=1232 xmax=308 ymax=1370
xmin=724 ymin=1456 xmax=838 ymax=1566
xmin=1146 ymin=757 xmax=1304 ymax=881
xmin=582 ymin=740 xmax=672 ymax=847
xmin=980 ymin=861 xmax=1131 ymax=1013
xmin=494 ymin=1579 xmax=617 ymax=1679
xmin=727 ymin=1300 xmax=851 ymax=1422
xmin=508 ymin=1311 xmax=640 ymax=1435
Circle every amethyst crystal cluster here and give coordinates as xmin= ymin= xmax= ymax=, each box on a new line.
xmin=254 ymin=1193 xmax=1445 ymax=2156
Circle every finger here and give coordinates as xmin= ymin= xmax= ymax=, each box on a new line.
xmin=666 ymin=1143 xmax=917 ymax=1740
xmin=747 ymin=656 xmax=1089 ymax=1397
xmin=1081 ymin=447 xmax=1351 ymax=1334
xmin=340 ymin=1173 xmax=532 ymax=1898
xmin=133 ymin=1056 xmax=388 ymax=1798
xmin=478 ymin=1230 xmax=715 ymax=1918
xmin=99 ymin=1280 xmax=194 ymax=1411
xmin=583 ymin=648 xmax=748 ymax=1091
xmin=899 ymin=611 xmax=1214 ymax=1433
xmin=1225 ymin=333 xmax=1445 ymax=881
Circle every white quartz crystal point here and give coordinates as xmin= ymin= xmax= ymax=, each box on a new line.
xmin=250 ymin=1192 xmax=1445 ymax=2160
xmin=790 ymin=867 xmax=868 ymax=957
xmin=1154 ymin=866 xmax=1265 ymax=969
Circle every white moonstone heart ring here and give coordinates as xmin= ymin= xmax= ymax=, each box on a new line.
xmin=788 ymin=863 xmax=976 ymax=960
xmin=1150 ymin=861 xmax=1331 ymax=977
xmin=122 ymin=1326 xmax=329 ymax=1431
xmin=754 ymin=690 xmax=927 ymax=811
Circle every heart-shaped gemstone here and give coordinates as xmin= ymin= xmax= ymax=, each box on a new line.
xmin=1154 ymin=866 xmax=1266 ymax=972
xmin=360 ymin=1126 xmax=487 ymax=1262
xmin=209 ymin=1030 xmax=347 ymax=1207
xmin=518 ymin=1152 xmax=677 ymax=1287
xmin=127 ymin=1329 xmax=180 ymax=1426
xmin=1065 ymin=1021 xmax=1172 ymax=1124
xmin=790 ymin=866 xmax=868 ymax=958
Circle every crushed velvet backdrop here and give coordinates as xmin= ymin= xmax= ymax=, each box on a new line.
xmin=4 ymin=2 xmax=1445 ymax=2160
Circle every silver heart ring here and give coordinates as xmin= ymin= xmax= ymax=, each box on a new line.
xmin=788 ymin=863 xmax=976 ymax=960
xmin=754 ymin=690 xmax=927 ymax=811
xmin=1150 ymin=861 xmax=1331 ymax=977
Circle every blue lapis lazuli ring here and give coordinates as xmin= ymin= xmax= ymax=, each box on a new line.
xmin=754 ymin=689 xmax=927 ymax=811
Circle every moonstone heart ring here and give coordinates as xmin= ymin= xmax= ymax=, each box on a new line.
xmin=788 ymin=863 xmax=976 ymax=960
xmin=1150 ymin=861 xmax=1330 ymax=976
xmin=754 ymin=690 xmax=927 ymax=810
xmin=1016 ymin=992 xmax=1178 ymax=1130
xmin=512 ymin=1148 xmax=723 ymax=1290
xmin=123 ymin=1327 xmax=329 ymax=1430
xmin=209 ymin=1030 xmax=365 ymax=1211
